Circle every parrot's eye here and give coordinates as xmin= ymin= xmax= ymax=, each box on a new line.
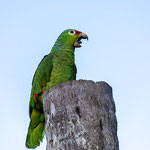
xmin=69 ymin=30 xmax=76 ymax=35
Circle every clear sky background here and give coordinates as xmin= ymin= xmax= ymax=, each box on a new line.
xmin=0 ymin=0 xmax=150 ymax=150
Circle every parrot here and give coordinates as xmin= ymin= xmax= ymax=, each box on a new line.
xmin=25 ymin=29 xmax=88 ymax=149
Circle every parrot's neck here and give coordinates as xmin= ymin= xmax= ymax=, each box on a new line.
xmin=51 ymin=40 xmax=75 ymax=53
xmin=50 ymin=41 xmax=75 ymax=63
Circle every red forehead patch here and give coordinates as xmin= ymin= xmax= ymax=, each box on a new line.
xmin=75 ymin=30 xmax=81 ymax=35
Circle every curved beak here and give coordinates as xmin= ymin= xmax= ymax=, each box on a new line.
xmin=74 ymin=32 xmax=88 ymax=48
xmin=79 ymin=33 xmax=88 ymax=40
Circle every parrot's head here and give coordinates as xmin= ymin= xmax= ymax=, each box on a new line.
xmin=54 ymin=29 xmax=88 ymax=49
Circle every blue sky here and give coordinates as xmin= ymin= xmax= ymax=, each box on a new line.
xmin=0 ymin=0 xmax=150 ymax=150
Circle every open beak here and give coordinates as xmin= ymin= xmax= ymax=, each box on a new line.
xmin=74 ymin=33 xmax=88 ymax=48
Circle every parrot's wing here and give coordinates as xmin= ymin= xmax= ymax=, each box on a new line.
xmin=29 ymin=54 xmax=53 ymax=117
xmin=32 ymin=54 xmax=53 ymax=92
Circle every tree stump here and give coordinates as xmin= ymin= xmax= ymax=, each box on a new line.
xmin=42 ymin=80 xmax=119 ymax=150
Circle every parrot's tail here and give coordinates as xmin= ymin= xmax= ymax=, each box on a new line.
xmin=25 ymin=108 xmax=45 ymax=149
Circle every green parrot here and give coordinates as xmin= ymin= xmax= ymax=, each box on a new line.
xmin=25 ymin=29 xmax=88 ymax=149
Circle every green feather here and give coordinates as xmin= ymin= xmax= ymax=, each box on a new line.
xmin=26 ymin=108 xmax=44 ymax=148
xmin=25 ymin=29 xmax=85 ymax=149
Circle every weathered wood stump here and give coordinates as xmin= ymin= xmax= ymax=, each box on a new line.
xmin=43 ymin=80 xmax=119 ymax=150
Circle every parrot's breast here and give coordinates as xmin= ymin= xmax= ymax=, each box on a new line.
xmin=43 ymin=51 xmax=76 ymax=91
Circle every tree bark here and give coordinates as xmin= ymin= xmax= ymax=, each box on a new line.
xmin=42 ymin=80 xmax=119 ymax=150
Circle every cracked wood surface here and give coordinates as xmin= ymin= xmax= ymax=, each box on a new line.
xmin=43 ymin=80 xmax=119 ymax=150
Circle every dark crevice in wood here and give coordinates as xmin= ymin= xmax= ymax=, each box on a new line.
xmin=100 ymin=120 xmax=103 ymax=131
xmin=75 ymin=106 xmax=81 ymax=118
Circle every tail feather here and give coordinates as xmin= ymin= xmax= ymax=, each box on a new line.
xmin=26 ymin=109 xmax=45 ymax=149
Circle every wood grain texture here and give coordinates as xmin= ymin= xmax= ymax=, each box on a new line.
xmin=43 ymin=80 xmax=119 ymax=150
